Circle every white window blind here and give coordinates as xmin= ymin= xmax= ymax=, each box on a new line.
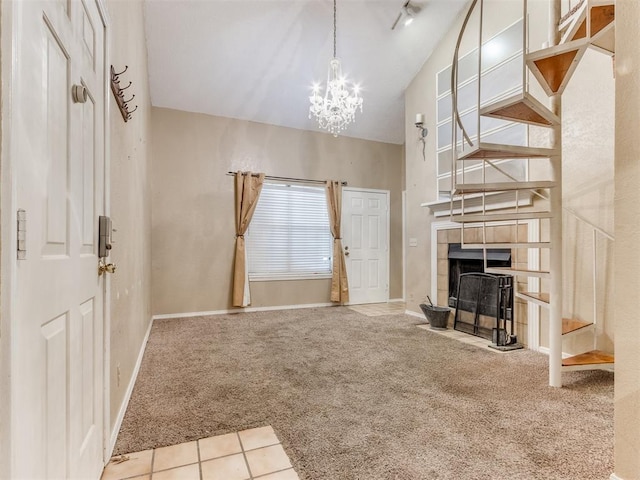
xmin=247 ymin=183 xmax=333 ymax=280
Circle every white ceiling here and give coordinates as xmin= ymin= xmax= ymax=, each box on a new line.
xmin=144 ymin=0 xmax=467 ymax=145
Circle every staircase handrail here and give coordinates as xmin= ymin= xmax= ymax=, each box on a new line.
xmin=450 ymin=0 xmax=478 ymax=149
xmin=563 ymin=206 xmax=614 ymax=241
xmin=563 ymin=205 xmax=613 ymax=350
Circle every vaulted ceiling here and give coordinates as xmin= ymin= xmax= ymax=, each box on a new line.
xmin=144 ymin=0 xmax=467 ymax=145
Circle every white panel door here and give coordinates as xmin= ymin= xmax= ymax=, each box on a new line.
xmin=12 ymin=0 xmax=106 ymax=478
xmin=342 ymin=189 xmax=389 ymax=305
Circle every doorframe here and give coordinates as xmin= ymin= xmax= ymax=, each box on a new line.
xmin=97 ymin=0 xmax=112 ymax=466
xmin=0 ymin=0 xmax=16 ymax=476
xmin=0 ymin=0 xmax=112 ymax=475
xmin=342 ymin=187 xmax=391 ymax=305
xmin=402 ymin=190 xmax=407 ymax=302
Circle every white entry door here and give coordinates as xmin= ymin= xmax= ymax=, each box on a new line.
xmin=342 ymin=189 xmax=389 ymax=305
xmin=11 ymin=0 xmax=107 ymax=478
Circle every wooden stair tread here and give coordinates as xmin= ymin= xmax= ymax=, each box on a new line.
xmin=561 ymin=3 xmax=615 ymax=52
xmin=572 ymin=19 xmax=587 ymax=41
xmin=562 ymin=318 xmax=593 ymax=335
xmin=485 ymin=267 xmax=551 ymax=278
xmin=453 ymin=181 xmax=556 ymax=194
xmin=526 ymin=39 xmax=588 ymax=96
xmin=451 ymin=211 xmax=553 ymax=223
xmin=459 ymin=142 xmax=557 ymax=160
xmin=480 ymin=93 xmax=560 ymax=127
xmin=590 ymin=4 xmax=615 ymax=37
xmin=562 ymin=350 xmax=614 ymax=367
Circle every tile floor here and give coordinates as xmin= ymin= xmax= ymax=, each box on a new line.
xmin=348 ymin=301 xmax=406 ymax=316
xmin=416 ymin=323 xmax=516 ymax=353
xmin=101 ymin=426 xmax=299 ymax=480
xmin=348 ymin=301 xmax=515 ymax=354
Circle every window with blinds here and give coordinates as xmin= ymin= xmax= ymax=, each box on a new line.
xmin=247 ymin=183 xmax=333 ymax=280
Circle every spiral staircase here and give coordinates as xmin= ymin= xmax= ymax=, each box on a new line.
xmin=450 ymin=0 xmax=615 ymax=386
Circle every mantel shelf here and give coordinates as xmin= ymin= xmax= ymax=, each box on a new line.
xmin=422 ymin=190 xmax=535 ymax=218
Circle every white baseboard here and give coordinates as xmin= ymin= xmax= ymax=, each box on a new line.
xmin=388 ymin=298 xmax=405 ymax=303
xmin=405 ymin=309 xmax=424 ymax=319
xmin=538 ymin=346 xmax=572 ymax=359
xmin=152 ymin=302 xmax=335 ymax=321
xmin=610 ymin=474 xmax=623 ymax=480
xmin=108 ymin=318 xmax=154 ymax=457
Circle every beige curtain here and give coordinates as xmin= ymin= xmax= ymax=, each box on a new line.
xmin=233 ymin=171 xmax=265 ymax=307
xmin=325 ymin=180 xmax=349 ymax=304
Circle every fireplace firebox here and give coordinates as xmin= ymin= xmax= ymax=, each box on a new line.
xmin=448 ymin=243 xmax=511 ymax=308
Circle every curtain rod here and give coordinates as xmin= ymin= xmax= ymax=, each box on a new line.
xmin=226 ymin=172 xmax=347 ymax=186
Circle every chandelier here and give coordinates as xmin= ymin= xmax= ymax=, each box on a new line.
xmin=309 ymin=0 xmax=363 ymax=137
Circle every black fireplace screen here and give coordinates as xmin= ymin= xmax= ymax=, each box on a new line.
xmin=453 ymin=272 xmax=513 ymax=340
xmin=448 ymin=243 xmax=511 ymax=307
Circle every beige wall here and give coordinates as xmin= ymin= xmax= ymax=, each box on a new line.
xmin=106 ymin=0 xmax=153 ymax=440
xmin=151 ymin=107 xmax=404 ymax=315
xmin=614 ymin=1 xmax=640 ymax=478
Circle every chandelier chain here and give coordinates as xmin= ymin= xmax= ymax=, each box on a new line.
xmin=333 ymin=0 xmax=337 ymax=58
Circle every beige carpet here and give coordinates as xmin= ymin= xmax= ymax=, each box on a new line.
xmin=115 ymin=307 xmax=613 ymax=480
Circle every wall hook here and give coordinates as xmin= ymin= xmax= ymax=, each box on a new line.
xmin=110 ymin=65 xmax=136 ymax=122
xmin=113 ymin=65 xmax=129 ymax=77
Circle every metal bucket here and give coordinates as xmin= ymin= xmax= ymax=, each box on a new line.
xmin=419 ymin=304 xmax=450 ymax=329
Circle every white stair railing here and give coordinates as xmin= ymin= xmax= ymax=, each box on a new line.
xmin=563 ymin=206 xmax=614 ymax=351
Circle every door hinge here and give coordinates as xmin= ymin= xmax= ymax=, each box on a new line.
xmin=17 ymin=209 xmax=26 ymax=260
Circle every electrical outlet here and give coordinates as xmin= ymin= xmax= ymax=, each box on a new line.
xmin=117 ymin=364 xmax=121 ymax=387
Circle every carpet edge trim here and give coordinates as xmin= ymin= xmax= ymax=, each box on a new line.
xmin=107 ymin=317 xmax=154 ymax=459
xmin=152 ymin=302 xmax=336 ymax=320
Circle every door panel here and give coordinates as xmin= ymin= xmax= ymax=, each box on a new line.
xmin=342 ymin=189 xmax=389 ymax=305
xmin=42 ymin=314 xmax=68 ymax=479
xmin=12 ymin=1 xmax=106 ymax=478
xmin=367 ymin=259 xmax=380 ymax=288
xmin=44 ymin=21 xmax=71 ymax=256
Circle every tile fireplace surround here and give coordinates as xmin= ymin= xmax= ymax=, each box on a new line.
xmin=434 ymin=224 xmax=531 ymax=347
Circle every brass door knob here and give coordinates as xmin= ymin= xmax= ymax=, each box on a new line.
xmin=98 ymin=260 xmax=117 ymax=276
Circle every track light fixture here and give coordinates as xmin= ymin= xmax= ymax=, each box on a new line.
xmin=391 ymin=1 xmax=422 ymax=30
